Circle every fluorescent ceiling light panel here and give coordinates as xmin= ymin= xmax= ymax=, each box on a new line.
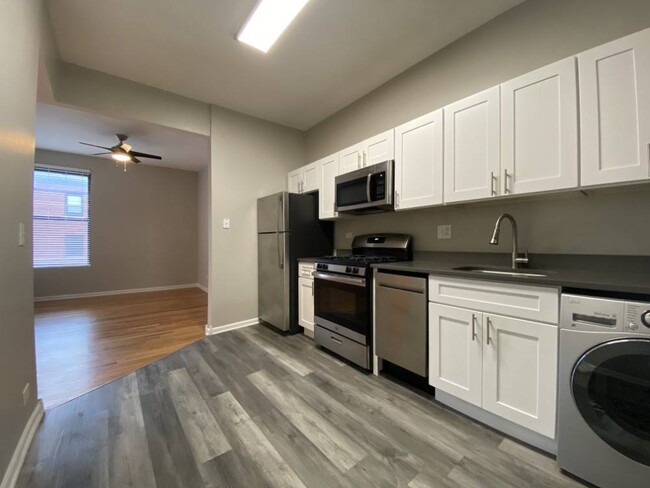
xmin=237 ymin=0 xmax=310 ymax=53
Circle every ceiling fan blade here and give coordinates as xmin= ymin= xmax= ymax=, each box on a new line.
xmin=92 ymin=152 xmax=111 ymax=156
xmin=79 ymin=142 xmax=112 ymax=150
xmin=131 ymin=156 xmax=141 ymax=163
xmin=129 ymin=150 xmax=162 ymax=160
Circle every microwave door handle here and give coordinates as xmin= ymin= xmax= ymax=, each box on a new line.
xmin=366 ymin=174 xmax=372 ymax=202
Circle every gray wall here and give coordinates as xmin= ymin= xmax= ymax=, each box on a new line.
xmin=305 ymin=0 xmax=650 ymax=255
xmin=34 ymin=150 xmax=199 ymax=297
xmin=0 ymin=0 xmax=41 ymax=478
xmin=197 ymin=165 xmax=210 ymax=289
xmin=209 ymin=106 xmax=305 ymax=328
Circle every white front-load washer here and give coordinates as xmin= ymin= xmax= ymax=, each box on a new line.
xmin=558 ymin=294 xmax=650 ymax=488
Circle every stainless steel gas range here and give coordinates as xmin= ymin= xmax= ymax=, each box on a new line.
xmin=312 ymin=234 xmax=412 ymax=369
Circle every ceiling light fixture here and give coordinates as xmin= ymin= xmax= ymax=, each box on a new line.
xmin=237 ymin=0 xmax=310 ymax=53
xmin=111 ymin=151 xmax=131 ymax=162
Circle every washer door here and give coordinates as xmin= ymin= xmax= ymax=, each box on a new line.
xmin=572 ymin=338 xmax=650 ymax=466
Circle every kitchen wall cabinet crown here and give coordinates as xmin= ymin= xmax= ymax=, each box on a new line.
xmin=444 ymin=87 xmax=500 ymax=203
xmin=394 ymin=110 xmax=443 ymax=210
xmin=579 ymin=28 xmax=650 ymax=186
xmin=500 ymin=57 xmax=579 ymax=195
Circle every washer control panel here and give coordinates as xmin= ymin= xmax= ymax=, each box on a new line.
xmin=626 ymin=302 xmax=650 ymax=332
xmin=561 ymin=294 xmax=650 ymax=334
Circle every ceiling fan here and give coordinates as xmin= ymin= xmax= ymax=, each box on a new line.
xmin=79 ymin=133 xmax=162 ymax=165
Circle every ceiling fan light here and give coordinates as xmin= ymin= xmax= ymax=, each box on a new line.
xmin=111 ymin=152 xmax=131 ymax=162
xmin=237 ymin=0 xmax=310 ymax=53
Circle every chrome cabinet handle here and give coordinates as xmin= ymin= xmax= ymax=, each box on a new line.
xmin=490 ymin=171 xmax=496 ymax=196
xmin=471 ymin=314 xmax=477 ymax=342
xmin=366 ymin=174 xmax=372 ymax=202
xmin=357 ymin=153 xmax=361 ymax=168
xmin=486 ymin=316 xmax=493 ymax=345
xmin=395 ymin=191 xmax=400 ymax=208
xmin=504 ymin=169 xmax=510 ymax=194
xmin=363 ymin=150 xmax=367 ymax=167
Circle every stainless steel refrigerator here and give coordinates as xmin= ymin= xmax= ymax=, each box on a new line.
xmin=258 ymin=192 xmax=333 ymax=334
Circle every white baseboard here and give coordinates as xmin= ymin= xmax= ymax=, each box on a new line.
xmin=35 ymin=283 xmax=201 ymax=302
xmin=205 ymin=318 xmax=258 ymax=336
xmin=1 ymin=401 xmax=44 ymax=488
xmin=196 ymin=283 xmax=208 ymax=293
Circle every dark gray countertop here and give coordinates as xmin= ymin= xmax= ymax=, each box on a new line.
xmin=371 ymin=252 xmax=650 ymax=297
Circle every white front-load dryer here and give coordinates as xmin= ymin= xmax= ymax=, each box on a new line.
xmin=558 ymin=294 xmax=650 ymax=488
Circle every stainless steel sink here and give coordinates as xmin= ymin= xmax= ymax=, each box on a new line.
xmin=453 ymin=266 xmax=549 ymax=278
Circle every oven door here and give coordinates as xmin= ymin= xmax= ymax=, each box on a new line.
xmin=313 ymin=272 xmax=369 ymax=344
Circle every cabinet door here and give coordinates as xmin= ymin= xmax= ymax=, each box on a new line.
xmin=429 ymin=304 xmax=483 ymax=407
xmin=394 ymin=110 xmax=443 ymax=210
xmin=501 ymin=57 xmax=578 ymax=195
xmin=318 ymin=153 xmax=339 ymax=219
xmin=363 ymin=129 xmax=394 ymax=167
xmin=298 ymin=277 xmax=314 ymax=332
xmin=339 ymin=143 xmax=363 ymax=174
xmin=288 ymin=169 xmax=303 ymax=193
xmin=303 ymin=162 xmax=319 ymax=193
xmin=482 ymin=314 xmax=558 ymax=438
xmin=579 ymin=28 xmax=650 ymax=186
xmin=444 ymin=87 xmax=500 ymax=203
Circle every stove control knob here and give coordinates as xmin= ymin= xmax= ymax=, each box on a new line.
xmin=641 ymin=310 xmax=650 ymax=328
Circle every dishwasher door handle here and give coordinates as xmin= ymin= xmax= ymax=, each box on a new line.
xmin=376 ymin=283 xmax=425 ymax=294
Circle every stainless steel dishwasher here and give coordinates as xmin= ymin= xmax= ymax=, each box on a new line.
xmin=375 ymin=271 xmax=427 ymax=376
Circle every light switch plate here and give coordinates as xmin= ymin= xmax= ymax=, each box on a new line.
xmin=222 ymin=218 xmax=230 ymax=229
xmin=18 ymin=222 xmax=25 ymax=246
xmin=437 ymin=224 xmax=452 ymax=240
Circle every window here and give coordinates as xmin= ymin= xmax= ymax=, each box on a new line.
xmin=34 ymin=166 xmax=91 ymax=268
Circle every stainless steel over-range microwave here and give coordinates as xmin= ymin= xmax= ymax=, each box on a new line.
xmin=335 ymin=160 xmax=394 ymax=214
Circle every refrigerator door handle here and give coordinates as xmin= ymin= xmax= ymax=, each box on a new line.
xmin=279 ymin=232 xmax=285 ymax=268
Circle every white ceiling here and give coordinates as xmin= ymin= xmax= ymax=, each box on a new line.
xmin=35 ymin=103 xmax=210 ymax=171
xmin=47 ymin=0 xmax=523 ymax=129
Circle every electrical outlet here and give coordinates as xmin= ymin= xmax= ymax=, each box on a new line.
xmin=222 ymin=218 xmax=230 ymax=229
xmin=22 ymin=383 xmax=30 ymax=406
xmin=345 ymin=232 xmax=353 ymax=239
xmin=437 ymin=224 xmax=452 ymax=240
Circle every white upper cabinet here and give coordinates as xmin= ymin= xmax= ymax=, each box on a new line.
xmin=363 ymin=130 xmax=394 ymax=167
xmin=501 ymin=57 xmax=578 ymax=195
xmin=482 ymin=314 xmax=558 ymax=438
xmin=444 ymin=87 xmax=501 ymax=203
xmin=579 ymin=28 xmax=650 ymax=186
xmin=288 ymin=169 xmax=303 ymax=193
xmin=339 ymin=143 xmax=364 ymax=175
xmin=318 ymin=153 xmax=339 ymax=220
xmin=394 ymin=110 xmax=443 ymax=210
xmin=338 ymin=130 xmax=395 ymax=175
xmin=288 ymin=163 xmax=319 ymax=194
xmin=303 ymin=162 xmax=319 ymax=193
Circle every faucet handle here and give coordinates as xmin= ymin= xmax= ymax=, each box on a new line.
xmin=515 ymin=248 xmax=529 ymax=265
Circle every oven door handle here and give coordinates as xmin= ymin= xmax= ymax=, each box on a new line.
xmin=366 ymin=173 xmax=372 ymax=202
xmin=312 ymin=272 xmax=366 ymax=287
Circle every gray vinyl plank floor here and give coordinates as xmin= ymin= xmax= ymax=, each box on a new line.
xmin=16 ymin=325 xmax=587 ymax=488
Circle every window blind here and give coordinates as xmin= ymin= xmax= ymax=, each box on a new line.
xmin=33 ymin=165 xmax=91 ymax=268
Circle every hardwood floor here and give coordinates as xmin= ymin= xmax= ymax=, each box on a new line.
xmin=34 ymin=287 xmax=207 ymax=409
xmin=19 ymin=324 xmax=586 ymax=488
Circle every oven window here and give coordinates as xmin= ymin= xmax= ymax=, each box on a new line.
xmin=314 ymin=277 xmax=368 ymax=336
xmin=337 ymin=178 xmax=369 ymax=207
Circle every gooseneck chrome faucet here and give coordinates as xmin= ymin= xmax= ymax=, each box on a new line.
xmin=489 ymin=213 xmax=529 ymax=269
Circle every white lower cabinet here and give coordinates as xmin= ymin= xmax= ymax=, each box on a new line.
xmin=482 ymin=313 xmax=558 ymax=438
xmin=429 ymin=304 xmax=483 ymax=407
xmin=298 ymin=262 xmax=315 ymax=336
xmin=429 ymin=277 xmax=559 ymax=439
